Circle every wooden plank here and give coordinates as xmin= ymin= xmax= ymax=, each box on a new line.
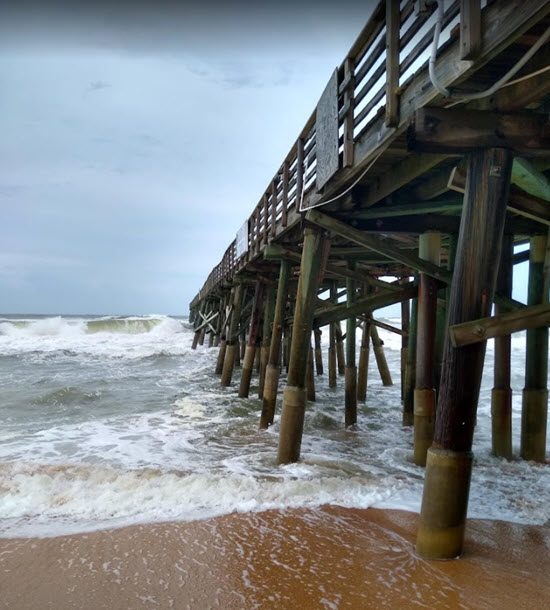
xmin=263 ymin=194 xmax=269 ymax=245
xmin=306 ymin=209 xmax=453 ymax=283
xmin=410 ymin=108 xmax=550 ymax=155
xmin=460 ymin=0 xmax=481 ymax=60
xmin=271 ymin=180 xmax=277 ymax=237
xmin=296 ymin=138 xmax=305 ymax=208
xmin=450 ymin=302 xmax=550 ymax=347
xmin=343 ymin=58 xmax=355 ymax=167
xmin=385 ymin=0 xmax=400 ymax=127
xmin=316 ymin=69 xmax=340 ymax=190
xmin=282 ymin=161 xmax=289 ymax=227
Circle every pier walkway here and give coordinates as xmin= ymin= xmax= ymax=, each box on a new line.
xmin=190 ymin=0 xmax=550 ymax=559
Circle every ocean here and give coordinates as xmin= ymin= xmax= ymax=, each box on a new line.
xmin=0 ymin=314 xmax=548 ymax=538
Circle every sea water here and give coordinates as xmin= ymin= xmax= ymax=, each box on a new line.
xmin=0 ymin=314 xmax=548 ymax=537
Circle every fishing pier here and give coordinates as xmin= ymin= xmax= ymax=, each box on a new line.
xmin=190 ymin=0 xmax=550 ymax=559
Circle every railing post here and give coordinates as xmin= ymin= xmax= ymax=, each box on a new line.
xmin=385 ymin=0 xmax=400 ymax=127
xmin=460 ymin=0 xmax=481 ymax=60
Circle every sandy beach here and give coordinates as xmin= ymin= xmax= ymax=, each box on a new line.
xmin=1 ymin=507 xmax=549 ymax=609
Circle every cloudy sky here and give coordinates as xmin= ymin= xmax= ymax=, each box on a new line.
xmin=1 ymin=0 xmax=377 ymax=315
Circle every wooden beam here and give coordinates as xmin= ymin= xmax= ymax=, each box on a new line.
xmin=507 ymin=189 xmax=550 ymax=226
xmin=450 ymin=302 xmax=550 ymax=347
xmin=306 ymin=209 xmax=452 ymax=282
xmin=511 ymin=158 xmax=550 ymax=202
xmin=348 ymin=198 xmax=463 ymax=219
xmin=353 ymin=214 xmax=461 ymax=235
xmin=314 ymin=283 xmax=417 ymax=328
xmin=460 ymin=0 xmax=481 ymax=60
xmin=410 ymin=108 xmax=550 ymax=155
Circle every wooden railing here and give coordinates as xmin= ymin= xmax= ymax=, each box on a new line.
xmin=190 ymin=0 xmax=537 ymax=309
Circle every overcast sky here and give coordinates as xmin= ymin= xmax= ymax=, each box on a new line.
xmin=0 ymin=0 xmax=378 ymax=315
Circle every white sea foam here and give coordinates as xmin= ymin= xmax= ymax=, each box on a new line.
xmin=0 ymin=315 xmax=548 ymax=538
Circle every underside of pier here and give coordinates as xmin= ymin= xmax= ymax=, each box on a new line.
xmin=190 ymin=0 xmax=550 ymax=559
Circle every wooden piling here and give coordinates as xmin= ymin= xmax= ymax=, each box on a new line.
xmin=371 ymin=325 xmax=392 ymax=386
xmin=260 ymin=260 xmax=291 ymax=429
xmin=314 ymin=329 xmax=323 ymax=375
xmin=414 ymin=232 xmax=441 ymax=467
xmin=306 ymin=343 xmax=316 ymax=402
xmin=416 ymin=148 xmax=513 ymax=560
xmin=400 ymin=292 xmax=410 ymax=401
xmin=258 ymin=285 xmax=275 ymax=399
xmin=238 ymin=282 xmax=264 ymax=398
xmin=336 ymin=323 xmax=346 ymax=376
xmin=492 ymin=234 xmax=514 ymax=459
xmin=520 ymin=234 xmax=549 ymax=462
xmin=357 ymin=317 xmax=371 ymax=402
xmin=345 ymin=264 xmax=357 ymax=426
xmin=328 ymin=283 xmax=338 ymax=388
xmin=221 ymin=283 xmax=244 ymax=387
xmin=403 ymin=280 xmax=418 ymax=426
xmin=215 ymin=292 xmax=231 ymax=375
xmin=278 ymin=227 xmax=327 ymax=465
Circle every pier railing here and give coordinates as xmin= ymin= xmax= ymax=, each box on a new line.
xmin=190 ymin=0 xmax=544 ymax=308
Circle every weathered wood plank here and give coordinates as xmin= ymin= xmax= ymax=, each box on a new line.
xmin=460 ymin=0 xmax=481 ymax=60
xmin=385 ymin=0 xmax=400 ymax=127
xmin=316 ymin=70 xmax=339 ymax=190
xmin=450 ymin=302 xmax=550 ymax=347
xmin=410 ymin=108 xmax=550 ymax=155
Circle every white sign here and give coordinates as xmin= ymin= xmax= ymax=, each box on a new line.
xmin=236 ymin=220 xmax=249 ymax=258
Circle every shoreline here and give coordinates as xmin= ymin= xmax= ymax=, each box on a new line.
xmin=1 ymin=507 xmax=549 ymax=609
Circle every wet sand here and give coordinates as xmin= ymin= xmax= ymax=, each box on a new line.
xmin=1 ymin=508 xmax=549 ymax=609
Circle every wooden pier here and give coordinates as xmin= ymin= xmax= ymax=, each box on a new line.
xmin=190 ymin=0 xmax=550 ymax=560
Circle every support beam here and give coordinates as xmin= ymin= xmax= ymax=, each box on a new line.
xmin=371 ymin=325 xmax=392 ymax=386
xmin=357 ymin=315 xmax=371 ymax=403
xmin=414 ymin=232 xmax=440 ymax=466
xmin=450 ymin=302 xmax=550 ymax=346
xmin=221 ymin=283 xmax=245 ymax=387
xmin=278 ymin=227 xmax=328 ymax=464
xmin=521 ymin=235 xmax=549 ymax=462
xmin=345 ymin=262 xmax=357 ymax=426
xmin=410 ymin=108 xmax=550 ymax=155
xmin=403 ymin=278 xmax=418 ymax=426
xmin=416 ymin=147 xmax=513 ymax=560
xmin=492 ymin=234 xmax=514 ymax=460
xmin=238 ymin=282 xmax=264 ymax=398
xmin=328 ymin=282 xmax=338 ymax=388
xmin=314 ymin=329 xmax=324 ymax=375
xmin=260 ymin=260 xmax=291 ymax=429
xmin=258 ymin=285 xmax=275 ymax=399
